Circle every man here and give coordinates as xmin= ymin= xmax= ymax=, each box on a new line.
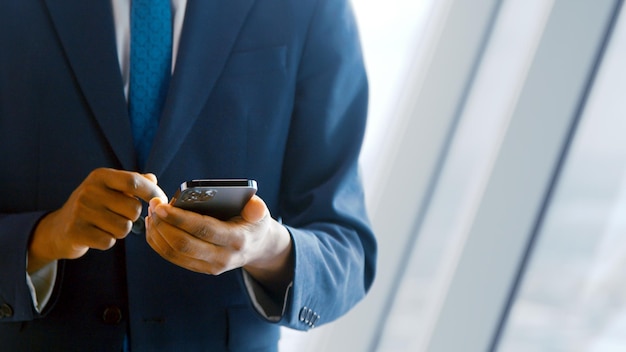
xmin=0 ymin=0 xmax=376 ymax=350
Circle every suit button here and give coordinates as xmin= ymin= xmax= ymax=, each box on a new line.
xmin=298 ymin=306 xmax=320 ymax=328
xmin=102 ymin=306 xmax=123 ymax=324
xmin=0 ymin=303 xmax=13 ymax=319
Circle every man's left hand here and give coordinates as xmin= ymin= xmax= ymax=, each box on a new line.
xmin=145 ymin=195 xmax=293 ymax=296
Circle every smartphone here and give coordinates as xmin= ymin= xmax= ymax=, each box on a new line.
xmin=171 ymin=179 xmax=257 ymax=220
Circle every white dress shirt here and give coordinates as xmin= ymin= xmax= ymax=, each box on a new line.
xmin=111 ymin=0 xmax=187 ymax=99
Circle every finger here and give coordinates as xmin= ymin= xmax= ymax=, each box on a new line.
xmin=240 ymin=195 xmax=268 ymax=223
xmin=73 ymin=223 xmax=118 ymax=251
xmin=93 ymin=168 xmax=168 ymax=203
xmin=69 ymin=185 xmax=138 ymax=234
xmin=103 ymin=190 xmax=143 ymax=222
xmin=153 ymin=204 xmax=235 ymax=246
xmin=86 ymin=232 xmax=117 ymax=250
xmin=74 ymin=182 xmax=142 ymax=224
xmin=149 ymin=215 xmax=214 ymax=259
xmin=146 ymin=216 xmax=231 ymax=274
xmin=91 ymin=209 xmax=134 ymax=239
xmin=73 ymin=200 xmax=132 ymax=239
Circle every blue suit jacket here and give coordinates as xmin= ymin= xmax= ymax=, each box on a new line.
xmin=0 ymin=0 xmax=376 ymax=350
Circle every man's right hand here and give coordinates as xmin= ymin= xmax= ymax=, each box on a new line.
xmin=27 ymin=168 xmax=167 ymax=273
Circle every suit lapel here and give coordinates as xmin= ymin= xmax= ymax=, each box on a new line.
xmin=145 ymin=0 xmax=255 ymax=176
xmin=44 ymin=0 xmax=136 ymax=170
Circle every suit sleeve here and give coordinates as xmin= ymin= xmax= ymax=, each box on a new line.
xmin=277 ymin=0 xmax=377 ymax=330
xmin=0 ymin=212 xmax=49 ymax=322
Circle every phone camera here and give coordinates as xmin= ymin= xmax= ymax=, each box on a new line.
xmin=181 ymin=189 xmax=217 ymax=203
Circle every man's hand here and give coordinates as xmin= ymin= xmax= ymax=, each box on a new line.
xmin=28 ymin=168 xmax=167 ymax=273
xmin=146 ymin=195 xmax=293 ymax=297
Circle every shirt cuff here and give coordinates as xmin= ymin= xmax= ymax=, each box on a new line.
xmin=241 ymin=270 xmax=292 ymax=322
xmin=25 ymin=259 xmax=58 ymax=313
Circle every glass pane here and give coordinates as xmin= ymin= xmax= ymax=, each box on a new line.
xmin=357 ymin=0 xmax=436 ymax=196
xmin=498 ymin=4 xmax=626 ymax=352
xmin=376 ymin=0 xmax=555 ymax=350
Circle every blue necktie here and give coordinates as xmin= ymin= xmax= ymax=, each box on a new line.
xmin=129 ymin=0 xmax=172 ymax=168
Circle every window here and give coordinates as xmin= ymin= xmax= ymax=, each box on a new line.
xmin=498 ymin=3 xmax=626 ymax=350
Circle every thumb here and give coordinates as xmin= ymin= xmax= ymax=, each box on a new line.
xmin=241 ymin=195 xmax=268 ymax=223
xmin=148 ymin=196 xmax=167 ymax=217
